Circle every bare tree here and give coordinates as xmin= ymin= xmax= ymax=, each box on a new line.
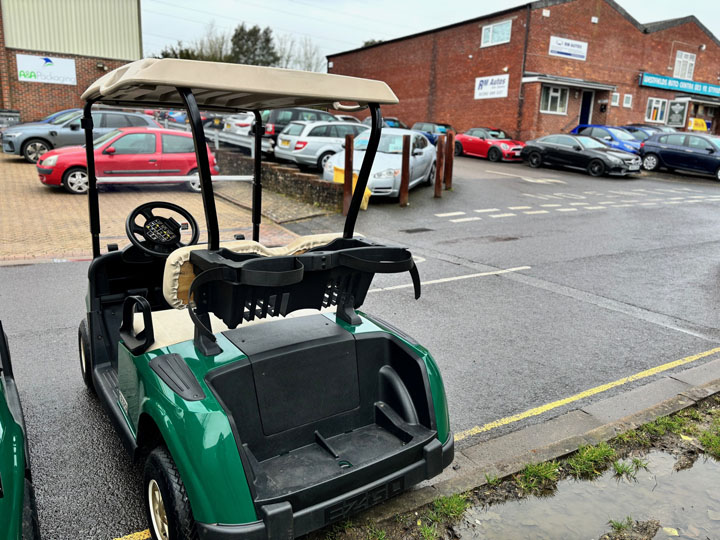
xmin=273 ymin=33 xmax=326 ymax=72
xmin=160 ymin=22 xmax=233 ymax=62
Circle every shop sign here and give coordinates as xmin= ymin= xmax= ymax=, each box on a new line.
xmin=16 ymin=54 xmax=77 ymax=86
xmin=474 ymin=74 xmax=509 ymax=100
xmin=666 ymin=100 xmax=689 ymax=127
xmin=640 ymin=73 xmax=720 ymax=98
xmin=688 ymin=118 xmax=709 ymax=131
xmin=548 ymin=36 xmax=588 ymax=61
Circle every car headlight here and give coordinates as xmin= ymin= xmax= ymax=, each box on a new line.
xmin=608 ymin=155 xmax=623 ymax=164
xmin=500 ymin=143 xmax=509 ymax=150
xmin=373 ymin=169 xmax=400 ymax=179
xmin=4 ymin=131 xmax=21 ymax=138
xmin=41 ymin=155 xmax=58 ymax=167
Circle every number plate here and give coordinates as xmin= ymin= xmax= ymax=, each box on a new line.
xmin=225 ymin=123 xmax=231 ymax=129
xmin=280 ymin=139 xmax=290 ymax=147
xmin=213 ymin=118 xmax=220 ymax=125
xmin=629 ymin=165 xmax=640 ymax=171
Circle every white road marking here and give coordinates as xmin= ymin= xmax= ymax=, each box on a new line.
xmin=612 ymin=204 xmax=635 ymax=207
xmin=368 ymin=266 xmax=532 ymax=293
xmin=450 ymin=217 xmax=482 ymax=223
xmin=620 ymin=199 xmax=639 ymax=203
xmin=585 ymin=206 xmax=606 ymax=210
xmin=524 ymin=210 xmax=549 ymax=214
xmin=508 ymin=206 xmax=532 ymax=210
xmin=664 ymin=201 xmax=683 ymax=204
xmin=486 ymin=169 xmax=566 ymax=184
xmin=540 ymin=204 xmax=562 ymax=207
xmin=689 ymin=196 xmax=707 ymax=199
xmin=474 ymin=208 xmax=500 ymax=213
xmin=489 ymin=213 xmax=516 ymax=218
xmin=556 ymin=208 xmax=578 ymax=212
xmin=639 ymin=202 xmax=658 ymax=206
xmin=435 ymin=211 xmax=466 ymax=217
xmin=598 ymin=201 xmax=615 ymax=204
xmin=668 ymin=197 xmax=685 ymax=200
xmin=569 ymin=202 xmax=589 ymax=206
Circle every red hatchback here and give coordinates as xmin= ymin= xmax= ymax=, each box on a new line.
xmin=454 ymin=127 xmax=525 ymax=162
xmin=36 ymin=127 xmax=219 ymax=194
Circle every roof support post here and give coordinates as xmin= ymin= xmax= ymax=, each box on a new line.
xmin=252 ymin=111 xmax=263 ymax=242
xmin=343 ymin=102 xmax=381 ymax=238
xmin=82 ymin=100 xmax=101 ymax=258
xmin=178 ymin=87 xmax=220 ymax=251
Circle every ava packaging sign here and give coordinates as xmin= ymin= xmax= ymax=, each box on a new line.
xmin=17 ymin=54 xmax=77 ymax=86
xmin=474 ymin=74 xmax=509 ymax=100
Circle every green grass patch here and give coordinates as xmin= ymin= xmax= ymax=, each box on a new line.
xmin=612 ymin=460 xmax=635 ymax=479
xmin=429 ymin=494 xmax=468 ymax=522
xmin=678 ymin=408 xmax=702 ymax=421
xmin=566 ymin=442 xmax=616 ymax=479
xmin=365 ymin=525 xmax=387 ymax=540
xmin=484 ymin=473 xmax=501 ymax=486
xmin=699 ymin=422 xmax=720 ymax=459
xmin=515 ymin=461 xmax=559 ymax=492
xmin=608 ymin=516 xmax=633 ymax=532
xmin=631 ymin=457 xmax=649 ymax=472
xmin=419 ymin=523 xmax=437 ymax=540
xmin=613 ymin=429 xmax=651 ymax=447
xmin=642 ymin=415 xmax=689 ymax=436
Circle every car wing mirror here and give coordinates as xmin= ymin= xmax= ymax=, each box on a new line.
xmin=69 ymin=123 xmax=80 ymax=131
xmin=104 ymin=146 xmax=116 ymax=154
xmin=603 ymin=136 xmax=612 ymax=141
xmin=573 ymin=145 xmax=582 ymax=151
xmin=412 ymin=149 xmax=422 ymax=156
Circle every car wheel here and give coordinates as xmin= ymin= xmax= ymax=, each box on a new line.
xmin=642 ymin=153 xmax=660 ymax=171
xmin=527 ymin=151 xmax=542 ymax=168
xmin=454 ymin=142 xmax=463 ymax=156
xmin=487 ymin=147 xmax=502 ymax=162
xmin=22 ymin=139 xmax=50 ymax=164
xmin=144 ymin=446 xmax=197 ymax=540
xmin=63 ymin=167 xmax=89 ymax=194
xmin=78 ymin=320 xmax=95 ymax=392
xmin=715 ymin=166 xmax=720 ymax=182
xmin=317 ymin=151 xmax=334 ymax=171
xmin=587 ymin=159 xmax=605 ymax=177
xmin=185 ymin=169 xmax=201 ymax=193
xmin=425 ymin=162 xmax=436 ymax=186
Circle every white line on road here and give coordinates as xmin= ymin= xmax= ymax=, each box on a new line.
xmin=508 ymin=206 xmax=532 ymax=210
xmin=368 ymin=266 xmax=532 ymax=293
xmin=585 ymin=206 xmax=606 ymax=210
xmin=612 ymin=204 xmax=634 ymax=207
xmin=638 ymin=202 xmax=658 ymax=206
xmin=569 ymin=202 xmax=589 ymax=206
xmin=540 ymin=204 xmax=562 ymax=207
xmin=620 ymin=200 xmax=639 ymax=203
xmin=450 ymin=217 xmax=482 ymax=223
xmin=524 ymin=210 xmax=549 ymax=214
xmin=556 ymin=208 xmax=578 ymax=212
xmin=435 ymin=211 xmax=466 ymax=217
xmin=489 ymin=213 xmax=516 ymax=218
xmin=668 ymin=197 xmax=686 ymax=200
xmin=474 ymin=208 xmax=500 ymax=213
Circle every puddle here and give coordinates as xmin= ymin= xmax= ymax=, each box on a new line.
xmin=458 ymin=452 xmax=720 ymax=539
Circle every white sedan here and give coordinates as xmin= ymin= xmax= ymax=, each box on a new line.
xmin=323 ymin=128 xmax=436 ymax=197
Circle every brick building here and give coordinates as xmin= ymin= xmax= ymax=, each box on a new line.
xmin=0 ymin=0 xmax=141 ymax=123
xmin=327 ymin=0 xmax=720 ymax=140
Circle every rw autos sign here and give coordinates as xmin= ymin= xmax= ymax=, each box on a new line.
xmin=17 ymin=54 xmax=77 ymax=86
xmin=474 ymin=74 xmax=509 ymax=100
xmin=548 ymin=36 xmax=588 ymax=61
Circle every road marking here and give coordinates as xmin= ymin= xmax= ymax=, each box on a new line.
xmin=508 ymin=206 xmax=532 ymax=210
xmin=620 ymin=199 xmax=639 ymax=203
xmin=612 ymin=204 xmax=635 ymax=207
xmin=664 ymin=201 xmax=683 ymax=204
xmin=486 ymin=169 xmax=566 ymax=184
xmin=454 ymin=346 xmax=720 ymax=442
xmin=489 ymin=213 xmax=516 ymax=218
xmin=540 ymin=204 xmax=561 ymax=207
xmin=450 ymin=217 xmax=482 ymax=223
xmin=639 ymin=202 xmax=657 ymax=206
xmin=474 ymin=208 xmax=500 ymax=213
xmin=569 ymin=202 xmax=589 ymax=206
xmin=585 ymin=206 xmax=606 ymax=210
xmin=668 ymin=197 xmax=685 ymax=200
xmin=368 ymin=266 xmax=531 ymax=293
xmin=598 ymin=201 xmax=615 ymax=205
xmin=435 ymin=211 xmax=466 ymax=217
xmin=114 ymin=531 xmax=150 ymax=540
xmin=556 ymin=208 xmax=578 ymax=212
xmin=689 ymin=196 xmax=707 ymax=199
xmin=524 ymin=210 xmax=549 ymax=214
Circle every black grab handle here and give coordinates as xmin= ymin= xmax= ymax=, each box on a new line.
xmin=119 ymin=296 xmax=155 ymax=355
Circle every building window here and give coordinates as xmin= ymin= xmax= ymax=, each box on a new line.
xmin=611 ymin=93 xmax=620 ymax=106
xmin=645 ymin=98 xmax=668 ymax=123
xmin=674 ymin=51 xmax=696 ymax=80
xmin=481 ymin=20 xmax=512 ymax=47
xmin=623 ymin=94 xmax=633 ymax=108
xmin=540 ymin=85 xmax=569 ymax=114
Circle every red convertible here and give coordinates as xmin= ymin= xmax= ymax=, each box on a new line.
xmin=454 ymin=127 xmax=525 ymax=162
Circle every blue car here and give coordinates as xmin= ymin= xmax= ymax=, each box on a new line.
xmin=410 ymin=122 xmax=454 ymax=145
xmin=37 ymin=108 xmax=81 ymax=123
xmin=571 ymin=124 xmax=641 ymax=154
xmin=640 ymin=132 xmax=720 ymax=180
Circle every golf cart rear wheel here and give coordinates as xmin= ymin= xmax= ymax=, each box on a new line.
xmin=144 ymin=446 xmax=197 ymax=540
xmin=78 ymin=320 xmax=95 ymax=393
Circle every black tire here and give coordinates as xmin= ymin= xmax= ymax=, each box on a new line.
xmin=587 ymin=159 xmax=605 ymax=177
xmin=424 ymin=162 xmax=436 ymax=186
xmin=454 ymin=142 xmax=463 ymax=156
xmin=78 ymin=319 xmax=95 ymax=392
xmin=186 ymin=169 xmax=201 ymax=193
xmin=715 ymin=166 xmax=720 ymax=182
xmin=62 ymin=167 xmax=89 ymax=194
xmin=317 ymin=151 xmax=334 ymax=171
xmin=144 ymin=446 xmax=198 ymax=540
xmin=642 ymin=153 xmax=660 ymax=171
xmin=21 ymin=138 xmax=51 ymax=164
xmin=527 ymin=151 xmax=542 ymax=168
xmin=22 ymin=479 xmax=41 ymax=540
xmin=487 ymin=147 xmax=502 ymax=162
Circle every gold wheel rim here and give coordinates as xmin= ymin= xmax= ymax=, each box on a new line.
xmin=148 ymin=479 xmax=169 ymax=540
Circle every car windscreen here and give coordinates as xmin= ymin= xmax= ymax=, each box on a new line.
xmin=576 ymin=136 xmax=607 ymax=149
xmin=629 ymin=131 xmax=649 ymax=141
xmin=609 ymin=128 xmax=635 ymax=141
xmin=710 ymin=137 xmax=720 ymax=150
xmin=92 ymin=130 xmax=120 ymax=148
xmin=52 ymin=111 xmax=81 ymax=125
xmin=487 ymin=129 xmax=508 ymax=139
xmin=282 ymin=123 xmax=305 ymax=136
xmin=354 ymin=133 xmax=404 ymax=154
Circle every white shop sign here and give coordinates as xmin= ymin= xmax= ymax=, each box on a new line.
xmin=17 ymin=54 xmax=77 ymax=85
xmin=548 ymin=36 xmax=588 ymax=61
xmin=474 ymin=74 xmax=509 ymax=100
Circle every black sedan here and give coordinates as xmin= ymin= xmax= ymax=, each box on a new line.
xmin=521 ymin=134 xmax=641 ymax=176
xmin=640 ymin=132 xmax=720 ymax=180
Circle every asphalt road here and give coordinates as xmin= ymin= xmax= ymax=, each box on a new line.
xmin=4 ymin=157 xmax=720 ymax=538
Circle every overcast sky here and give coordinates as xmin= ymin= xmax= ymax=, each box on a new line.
xmin=141 ymin=0 xmax=720 ymax=60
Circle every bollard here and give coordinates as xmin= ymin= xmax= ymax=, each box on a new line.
xmin=434 ymin=135 xmax=446 ymax=198
xmin=343 ymin=134 xmax=354 ymax=216
xmin=399 ymin=135 xmax=411 ymax=207
xmin=444 ymin=131 xmax=454 ymax=190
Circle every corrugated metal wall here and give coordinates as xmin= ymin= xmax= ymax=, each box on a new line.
xmin=2 ymin=0 xmax=141 ymax=60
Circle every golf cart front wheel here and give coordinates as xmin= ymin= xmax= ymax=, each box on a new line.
xmin=78 ymin=320 xmax=95 ymax=392
xmin=144 ymin=446 xmax=197 ymax=540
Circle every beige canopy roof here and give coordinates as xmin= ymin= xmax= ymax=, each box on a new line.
xmin=81 ymin=58 xmax=398 ymax=111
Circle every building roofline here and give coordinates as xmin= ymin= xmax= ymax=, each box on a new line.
xmin=327 ymin=0 xmax=720 ymax=59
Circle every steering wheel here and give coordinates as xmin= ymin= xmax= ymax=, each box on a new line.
xmin=125 ymin=201 xmax=200 ymax=257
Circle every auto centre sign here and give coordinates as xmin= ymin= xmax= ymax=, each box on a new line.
xmin=640 ymin=72 xmax=720 ymax=98
xmin=548 ymin=36 xmax=588 ymax=61
xmin=474 ymin=74 xmax=509 ymax=100
xmin=16 ymin=54 xmax=77 ymax=86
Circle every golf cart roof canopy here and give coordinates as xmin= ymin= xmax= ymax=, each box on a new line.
xmin=81 ymin=58 xmax=399 ymax=112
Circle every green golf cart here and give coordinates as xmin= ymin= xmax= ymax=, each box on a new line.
xmin=77 ymin=58 xmax=453 ymax=540
xmin=0 ymin=321 xmax=40 ymax=540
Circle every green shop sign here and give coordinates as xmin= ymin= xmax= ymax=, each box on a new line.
xmin=640 ymin=73 xmax=720 ymax=98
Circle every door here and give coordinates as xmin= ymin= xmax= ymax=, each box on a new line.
xmin=52 ymin=112 xmax=102 ymax=147
xmin=158 ymin=133 xmax=196 ymax=175
xmin=410 ymin=134 xmax=432 ymax=184
xmin=96 ymin=132 xmax=159 ymax=179
xmin=545 ymin=135 xmax=577 ymax=166
xmin=659 ymin=134 xmax=687 ymax=168
xmin=579 ymin=91 xmax=594 ymax=125
xmin=685 ymin=136 xmax=718 ymax=173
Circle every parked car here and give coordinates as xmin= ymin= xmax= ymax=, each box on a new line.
xmin=626 ymin=123 xmax=677 ymax=133
xmin=622 ymin=125 xmax=658 ymax=142
xmin=275 ymin=120 xmax=369 ymax=169
xmin=335 ymin=114 xmax=361 ymax=123
xmin=260 ymin=107 xmax=337 ymax=147
xmin=36 ymin=127 xmax=218 ymax=194
xmin=521 ymin=133 xmax=641 ymax=176
xmin=34 ymin=107 xmax=81 ymax=123
xmin=570 ymin=124 xmax=641 ymax=154
xmin=2 ymin=110 xmax=160 ymax=163
xmin=640 ymin=132 xmax=720 ymax=179
xmin=222 ymin=112 xmax=255 ymax=136
xmin=323 ymin=128 xmax=435 ymax=196
xmin=454 ymin=127 xmax=525 ymax=161
xmin=362 ymin=116 xmax=407 ymax=128
xmin=410 ymin=122 xmax=454 ymax=145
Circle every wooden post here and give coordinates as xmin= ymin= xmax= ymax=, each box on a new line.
xmin=399 ymin=135 xmax=411 ymax=207
xmin=444 ymin=131 xmax=454 ymax=190
xmin=343 ymin=134 xmax=353 ymax=216
xmin=434 ymin=135 xmax=446 ymax=198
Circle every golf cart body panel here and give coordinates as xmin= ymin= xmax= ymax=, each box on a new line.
xmin=79 ymin=59 xmax=451 ymax=539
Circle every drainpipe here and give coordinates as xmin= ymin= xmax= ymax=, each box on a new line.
xmin=515 ymin=5 xmax=532 ymax=140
